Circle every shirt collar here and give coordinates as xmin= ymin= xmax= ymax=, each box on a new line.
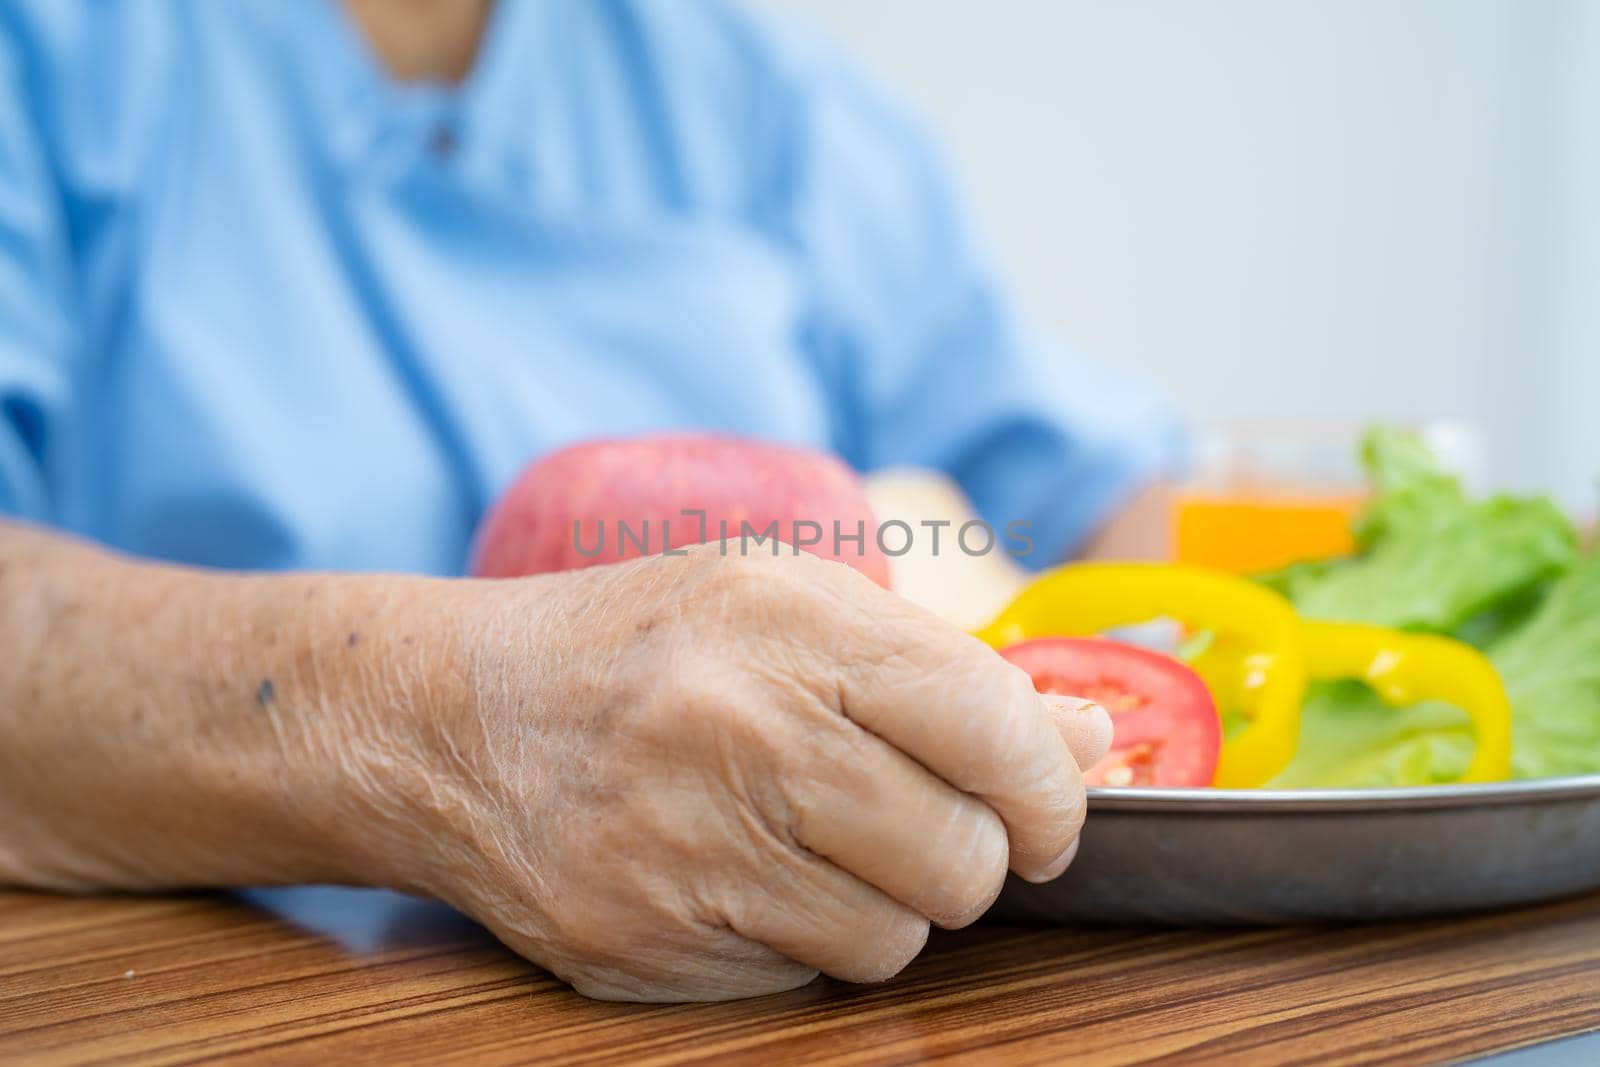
xmin=286 ymin=0 xmax=545 ymax=188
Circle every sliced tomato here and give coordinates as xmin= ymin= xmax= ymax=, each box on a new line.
xmin=998 ymin=636 xmax=1221 ymax=787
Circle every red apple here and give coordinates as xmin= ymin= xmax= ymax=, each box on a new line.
xmin=472 ymin=433 xmax=891 ymax=586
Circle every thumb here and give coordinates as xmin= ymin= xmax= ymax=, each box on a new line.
xmin=1042 ymin=694 xmax=1112 ymax=774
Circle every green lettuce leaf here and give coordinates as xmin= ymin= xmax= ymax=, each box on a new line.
xmin=1267 ymin=680 xmax=1473 ymax=789
xmin=1489 ymin=558 xmax=1600 ymax=779
xmin=1258 ymin=428 xmax=1590 ymax=786
xmin=1271 ymin=430 xmax=1578 ymax=635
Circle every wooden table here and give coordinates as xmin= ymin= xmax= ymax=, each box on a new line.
xmin=6 ymin=886 xmax=1600 ymax=1065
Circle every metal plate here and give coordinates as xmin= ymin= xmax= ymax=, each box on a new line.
xmin=991 ymin=776 xmax=1600 ymax=925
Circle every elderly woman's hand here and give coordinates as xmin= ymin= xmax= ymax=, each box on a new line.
xmin=0 ymin=526 xmax=1107 ymax=1004
xmin=373 ymin=546 xmax=1109 ymax=1001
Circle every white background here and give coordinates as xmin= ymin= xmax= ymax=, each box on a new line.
xmin=757 ymin=0 xmax=1599 ymax=511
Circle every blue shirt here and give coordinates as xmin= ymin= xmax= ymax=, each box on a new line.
xmin=0 ymin=0 xmax=1180 ymax=574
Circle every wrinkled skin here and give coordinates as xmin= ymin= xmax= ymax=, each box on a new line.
xmin=0 ymin=530 xmax=1108 ymax=1003
xmin=394 ymin=547 xmax=1108 ymax=1000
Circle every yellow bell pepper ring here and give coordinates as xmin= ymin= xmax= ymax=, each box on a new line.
xmin=974 ymin=563 xmax=1307 ymax=788
xmin=1300 ymin=621 xmax=1513 ymax=783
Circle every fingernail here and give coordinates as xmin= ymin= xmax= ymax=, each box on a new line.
xmin=1021 ymin=836 xmax=1080 ymax=884
xmin=1042 ymin=695 xmax=1110 ymax=731
xmin=1042 ymin=695 xmax=1113 ymax=769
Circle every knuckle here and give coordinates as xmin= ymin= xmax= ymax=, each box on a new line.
xmin=646 ymin=679 xmax=801 ymax=837
xmin=994 ymin=744 xmax=1085 ymax=871
xmin=971 ymin=673 xmax=1044 ymax=777
xmin=1002 ymin=653 xmax=1043 ymax=700
xmin=997 ymin=661 xmax=1046 ymax=729
xmin=649 ymin=666 xmax=721 ymax=717
xmin=1059 ymin=768 xmax=1088 ymax=835
xmin=701 ymin=543 xmax=777 ymax=584
xmin=1045 ymin=751 xmax=1089 ymax=834
xmin=650 ymin=677 xmax=778 ymax=758
xmin=676 ymin=540 xmax=725 ymax=564
xmin=668 ymin=543 xmax=748 ymax=596
xmin=783 ymin=715 xmax=868 ymax=782
xmin=971 ymin=653 xmax=1039 ymax=734
xmin=1027 ymin=766 xmax=1088 ymax=863
xmin=780 ymin=729 xmax=880 ymax=841
xmin=688 ymin=550 xmax=807 ymax=613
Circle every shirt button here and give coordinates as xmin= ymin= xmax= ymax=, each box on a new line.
xmin=429 ymin=124 xmax=458 ymax=160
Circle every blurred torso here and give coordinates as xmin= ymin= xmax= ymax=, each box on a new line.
xmin=16 ymin=0 xmax=835 ymax=572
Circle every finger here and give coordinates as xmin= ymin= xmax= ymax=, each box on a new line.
xmin=722 ymin=842 xmax=931 ymax=985
xmin=1044 ymin=695 xmax=1113 ymax=772
xmin=783 ymin=714 xmax=1010 ymax=928
xmin=1033 ymin=835 xmax=1081 ymax=883
xmin=836 ymin=628 xmax=1087 ymax=884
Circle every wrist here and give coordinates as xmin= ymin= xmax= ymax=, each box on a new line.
xmin=320 ymin=569 xmax=579 ymax=907
xmin=207 ymin=569 xmax=465 ymax=892
xmin=272 ymin=570 xmax=559 ymax=898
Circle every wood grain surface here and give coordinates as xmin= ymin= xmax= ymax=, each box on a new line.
xmin=5 ymin=886 xmax=1600 ymax=1066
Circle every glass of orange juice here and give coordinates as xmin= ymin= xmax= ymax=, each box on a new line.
xmin=1172 ymin=421 xmax=1483 ymax=574
xmin=1173 ymin=422 xmax=1368 ymax=574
